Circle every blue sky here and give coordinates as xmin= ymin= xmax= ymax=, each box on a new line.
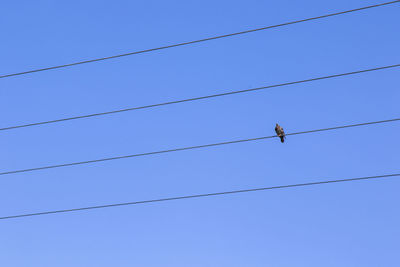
xmin=1 ymin=0 xmax=399 ymax=266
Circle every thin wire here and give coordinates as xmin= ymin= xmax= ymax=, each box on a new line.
xmin=1 ymin=64 xmax=399 ymax=132
xmin=1 ymin=173 xmax=398 ymax=220
xmin=1 ymin=118 xmax=398 ymax=177
xmin=1 ymin=1 xmax=399 ymax=79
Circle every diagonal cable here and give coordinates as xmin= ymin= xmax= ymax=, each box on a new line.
xmin=1 ymin=1 xmax=399 ymax=79
xmin=1 ymin=63 xmax=399 ymax=132
xmin=0 ymin=173 xmax=398 ymax=220
xmin=1 ymin=118 xmax=399 ymax=177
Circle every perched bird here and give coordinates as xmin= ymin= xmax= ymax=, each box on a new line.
xmin=275 ymin=123 xmax=285 ymax=143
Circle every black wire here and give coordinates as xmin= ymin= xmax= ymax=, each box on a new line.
xmin=0 ymin=173 xmax=398 ymax=220
xmin=1 ymin=118 xmax=398 ymax=177
xmin=1 ymin=64 xmax=399 ymax=132
xmin=1 ymin=1 xmax=399 ymax=79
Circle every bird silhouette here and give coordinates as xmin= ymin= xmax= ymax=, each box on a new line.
xmin=275 ymin=123 xmax=285 ymax=143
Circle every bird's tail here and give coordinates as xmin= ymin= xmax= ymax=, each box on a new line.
xmin=280 ymin=136 xmax=285 ymax=143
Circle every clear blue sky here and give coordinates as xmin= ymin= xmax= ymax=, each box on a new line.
xmin=1 ymin=0 xmax=399 ymax=266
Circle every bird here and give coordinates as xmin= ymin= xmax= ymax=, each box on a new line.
xmin=275 ymin=123 xmax=285 ymax=143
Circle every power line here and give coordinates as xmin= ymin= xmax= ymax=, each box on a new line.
xmin=1 ymin=173 xmax=398 ymax=220
xmin=1 ymin=118 xmax=398 ymax=177
xmin=1 ymin=1 xmax=399 ymax=79
xmin=1 ymin=64 xmax=399 ymax=132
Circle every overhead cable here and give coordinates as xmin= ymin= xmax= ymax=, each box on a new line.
xmin=1 ymin=118 xmax=398 ymax=177
xmin=1 ymin=63 xmax=399 ymax=132
xmin=1 ymin=173 xmax=398 ymax=220
xmin=1 ymin=1 xmax=399 ymax=79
